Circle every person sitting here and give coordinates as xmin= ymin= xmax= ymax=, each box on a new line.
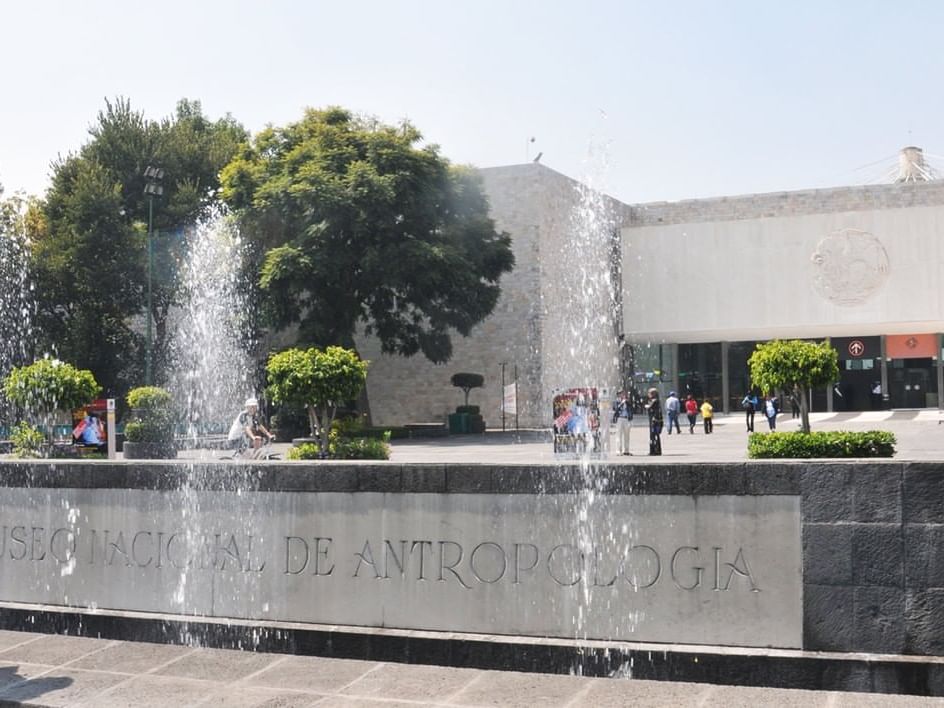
xmin=73 ymin=410 xmax=106 ymax=451
xmin=227 ymin=397 xmax=274 ymax=457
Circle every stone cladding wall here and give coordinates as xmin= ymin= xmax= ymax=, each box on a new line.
xmin=625 ymin=180 xmax=944 ymax=226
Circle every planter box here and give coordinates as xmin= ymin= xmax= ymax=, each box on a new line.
xmin=122 ymin=441 xmax=177 ymax=459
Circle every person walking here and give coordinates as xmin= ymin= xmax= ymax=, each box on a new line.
xmin=789 ymin=393 xmax=800 ymax=419
xmin=700 ymin=398 xmax=714 ymax=434
xmin=645 ymin=388 xmax=663 ymax=456
xmin=611 ymin=389 xmax=633 ymax=455
xmin=684 ymin=394 xmax=698 ymax=434
xmin=742 ymin=392 xmax=759 ymax=432
xmin=665 ymin=391 xmax=681 ymax=435
xmin=765 ymin=395 xmax=779 ymax=430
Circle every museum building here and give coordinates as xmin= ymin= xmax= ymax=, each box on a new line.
xmin=358 ymin=149 xmax=944 ymax=427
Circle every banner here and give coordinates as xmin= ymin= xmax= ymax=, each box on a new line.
xmin=501 ymin=383 xmax=517 ymax=415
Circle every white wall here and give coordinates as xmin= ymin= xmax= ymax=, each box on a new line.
xmin=621 ymin=205 xmax=944 ymax=343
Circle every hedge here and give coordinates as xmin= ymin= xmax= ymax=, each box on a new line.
xmin=747 ymin=430 xmax=896 ymax=459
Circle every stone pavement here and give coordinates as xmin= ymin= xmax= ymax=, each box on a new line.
xmin=0 ymin=630 xmax=941 ymax=707
xmin=384 ymin=409 xmax=944 ymax=465
xmin=173 ymin=409 xmax=944 ymax=465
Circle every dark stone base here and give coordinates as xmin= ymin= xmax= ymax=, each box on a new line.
xmin=0 ymin=604 xmax=942 ymax=697
xmin=121 ymin=441 xmax=177 ymax=459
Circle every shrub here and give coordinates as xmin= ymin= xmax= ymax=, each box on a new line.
xmin=124 ymin=386 xmax=175 ymax=444
xmin=10 ymin=422 xmax=44 ymax=458
xmin=288 ymin=442 xmax=323 ymax=460
xmin=288 ymin=430 xmax=391 ymax=460
xmin=3 ymin=358 xmax=100 ymax=435
xmin=748 ymin=430 xmax=896 ymax=459
xmin=456 ymin=405 xmax=480 ymax=415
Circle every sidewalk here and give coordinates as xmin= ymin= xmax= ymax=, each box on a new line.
xmin=0 ymin=630 xmax=940 ymax=707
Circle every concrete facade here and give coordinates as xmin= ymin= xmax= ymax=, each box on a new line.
xmin=360 ymin=167 xmax=944 ymax=426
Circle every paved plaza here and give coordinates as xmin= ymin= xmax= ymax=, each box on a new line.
xmin=0 ymin=631 xmax=940 ymax=707
xmin=385 ymin=409 xmax=944 ymax=465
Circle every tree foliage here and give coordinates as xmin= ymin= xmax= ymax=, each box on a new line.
xmin=266 ymin=346 xmax=368 ymax=456
xmin=3 ymin=357 xmax=100 ymax=428
xmin=221 ymin=107 xmax=514 ymax=363
xmin=451 ymin=372 xmax=484 ymax=407
xmin=31 ymin=98 xmax=247 ymax=394
xmin=748 ymin=339 xmax=838 ymax=433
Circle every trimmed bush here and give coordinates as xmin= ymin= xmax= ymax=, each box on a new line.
xmin=10 ymin=422 xmax=44 ymax=458
xmin=124 ymin=386 xmax=175 ymax=444
xmin=456 ymin=405 xmax=480 ymax=415
xmin=288 ymin=431 xmax=391 ymax=461
xmin=748 ymin=430 xmax=896 ymax=459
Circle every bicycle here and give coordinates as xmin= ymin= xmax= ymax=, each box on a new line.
xmin=218 ymin=435 xmax=280 ymax=461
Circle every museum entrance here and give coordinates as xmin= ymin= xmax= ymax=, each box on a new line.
xmin=888 ymin=358 xmax=937 ymax=408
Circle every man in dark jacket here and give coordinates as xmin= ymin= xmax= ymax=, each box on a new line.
xmin=645 ymin=388 xmax=663 ymax=456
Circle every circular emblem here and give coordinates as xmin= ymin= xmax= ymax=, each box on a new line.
xmin=810 ymin=229 xmax=889 ymax=306
xmin=848 ymin=340 xmax=865 ymax=357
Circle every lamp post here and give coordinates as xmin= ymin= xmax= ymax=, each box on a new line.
xmin=143 ymin=166 xmax=164 ymax=385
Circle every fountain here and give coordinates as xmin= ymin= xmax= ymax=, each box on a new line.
xmin=166 ymin=215 xmax=254 ymax=447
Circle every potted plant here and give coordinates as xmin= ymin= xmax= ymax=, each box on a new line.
xmin=122 ymin=386 xmax=176 ymax=459
xmin=449 ymin=373 xmax=486 ymax=434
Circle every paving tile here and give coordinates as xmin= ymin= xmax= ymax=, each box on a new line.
xmin=68 ymin=639 xmax=195 ymax=674
xmin=0 ymin=667 xmax=127 ymax=707
xmin=248 ymin=656 xmax=379 ymax=694
xmin=154 ymin=646 xmax=282 ymax=683
xmin=0 ymin=661 xmax=59 ymax=691
xmin=831 ymin=691 xmax=944 ymax=707
xmin=702 ymin=684 xmax=830 ymax=707
xmin=0 ymin=630 xmax=43 ymax=652
xmin=199 ymin=687 xmax=326 ymax=707
xmin=308 ymin=697 xmax=422 ymax=708
xmin=448 ymin=669 xmax=586 ymax=707
xmin=576 ymin=678 xmax=713 ymax=707
xmin=0 ymin=634 xmax=115 ymax=667
xmin=87 ymin=674 xmax=219 ymax=708
xmin=339 ymin=661 xmax=478 ymax=701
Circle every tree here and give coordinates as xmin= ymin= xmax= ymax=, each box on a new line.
xmin=266 ymin=346 xmax=368 ymax=457
xmin=3 ymin=357 xmax=100 ymax=437
xmin=451 ymin=372 xmax=484 ymax=408
xmin=748 ymin=340 xmax=838 ymax=433
xmin=31 ymin=97 xmax=247 ymax=394
xmin=221 ymin=107 xmax=514 ymax=364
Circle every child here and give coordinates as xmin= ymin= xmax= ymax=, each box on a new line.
xmin=700 ymin=398 xmax=714 ymax=434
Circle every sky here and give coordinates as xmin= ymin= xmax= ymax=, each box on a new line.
xmin=2 ymin=1 xmax=943 ymax=205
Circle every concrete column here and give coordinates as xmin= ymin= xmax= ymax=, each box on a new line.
xmin=669 ymin=342 xmax=679 ymax=396
xmin=937 ymin=334 xmax=943 ymax=410
xmin=880 ymin=336 xmax=889 ymax=409
xmin=721 ymin=341 xmax=730 ymax=415
xmin=826 ymin=337 xmax=833 ymax=413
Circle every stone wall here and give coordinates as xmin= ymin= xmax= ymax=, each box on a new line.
xmin=625 ymin=180 xmax=944 ymax=226
xmin=359 ymin=164 xmax=625 ymax=428
xmin=0 ymin=459 xmax=941 ymax=656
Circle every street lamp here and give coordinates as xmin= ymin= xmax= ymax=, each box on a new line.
xmin=143 ymin=166 xmax=164 ymax=385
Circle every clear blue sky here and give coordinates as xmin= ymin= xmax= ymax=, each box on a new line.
xmin=2 ymin=1 xmax=942 ymax=204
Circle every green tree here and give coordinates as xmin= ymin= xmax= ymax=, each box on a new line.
xmin=31 ymin=97 xmax=247 ymax=394
xmin=748 ymin=340 xmax=839 ymax=433
xmin=266 ymin=346 xmax=368 ymax=457
xmin=221 ymin=107 xmax=514 ymax=364
xmin=3 ymin=357 xmax=100 ymax=437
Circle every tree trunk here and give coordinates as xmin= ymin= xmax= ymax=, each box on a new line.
xmin=797 ymin=385 xmax=811 ymax=433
